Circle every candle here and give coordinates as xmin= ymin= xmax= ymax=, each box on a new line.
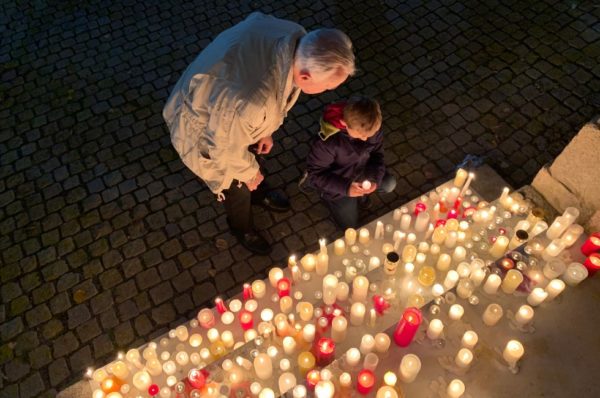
xmin=501 ymin=269 xmax=523 ymax=294
xmin=514 ymin=305 xmax=534 ymax=326
xmin=359 ymin=228 xmax=370 ymax=245
xmin=437 ymin=253 xmax=452 ymax=271
xmin=315 ymin=381 xmax=335 ymax=398
xmin=302 ymin=324 xmax=316 ymax=343
xmin=318 ymin=238 xmax=327 ymax=255
xmin=527 ymin=288 xmax=548 ymax=306
xmin=483 ymin=274 xmax=501 ymax=294
xmin=443 ymin=270 xmax=459 ymax=290
xmin=334 ymin=239 xmax=346 ymax=256
xmin=254 ymin=353 xmax=273 ymax=380
xmin=482 ymin=303 xmax=504 ymax=326
xmin=239 ymin=310 xmax=253 ymax=330
xmin=402 ymin=244 xmax=417 ymax=263
xmin=363 ymin=352 xmax=379 ymax=371
xmin=282 ymin=336 xmax=297 ymax=355
xmin=297 ymin=302 xmax=314 ymax=322
xmin=187 ymin=368 xmax=206 ymax=389
xmin=453 ymin=246 xmax=466 ymax=263
xmin=356 ymin=369 xmax=375 ymax=395
xmin=543 ymin=259 xmax=566 ymax=279
xmin=581 ymin=233 xmax=600 ymax=256
xmin=456 ymin=279 xmax=474 ymax=299
xmin=331 ymin=316 xmax=348 ymax=342
xmin=322 ymin=274 xmax=338 ymax=305
xmin=417 ymin=266 xmax=436 ymax=287
xmin=461 ymin=331 xmax=478 ymax=349
xmin=562 ymin=262 xmax=588 ymax=285
xmin=530 ymin=220 xmax=548 ymax=236
xmin=350 ymin=302 xmax=366 ymax=326
xmin=301 ymin=254 xmax=316 ymax=272
xmin=400 ymin=214 xmax=412 ymax=231
xmin=459 ymin=172 xmax=475 ymax=197
xmin=398 ymin=354 xmax=421 ymax=383
xmin=426 ymin=319 xmax=444 ymax=340
xmin=277 ymin=277 xmax=291 ymax=297
xmin=214 ymin=297 xmax=227 ymax=314
xmin=252 ymin=280 xmax=267 ymax=299
xmin=415 ymin=211 xmax=430 ymax=232
xmin=455 ymin=348 xmax=473 ymax=369
xmin=544 ymin=239 xmax=567 ymax=258
xmin=448 ymin=304 xmax=464 ymax=321
xmin=561 ymin=224 xmax=584 ymax=248
xmin=584 ymin=253 xmax=600 ymax=276
xmin=369 ymin=256 xmax=381 ymax=271
xmin=393 ymin=307 xmax=422 ymax=346
xmin=306 ymin=369 xmax=320 ymax=390
xmin=346 ymin=348 xmax=361 ymax=367
xmin=375 ymin=221 xmax=384 ymax=239
xmin=360 ymin=334 xmax=375 ymax=354
xmin=373 ymin=295 xmax=390 ymax=314
xmin=376 ymin=387 xmax=398 ymax=398
xmin=508 ymin=229 xmax=529 ymax=250
xmin=446 ymin=379 xmax=465 ymax=398
xmin=362 ymin=180 xmax=372 ymax=190
xmin=546 ymin=216 xmax=568 ymax=240
xmin=339 ymin=372 xmax=352 ymax=389
xmin=374 ymin=333 xmax=391 ymax=353
xmin=432 ymin=226 xmax=447 ymax=244
xmin=352 ymin=276 xmax=369 ymax=302
xmin=132 ymin=370 xmax=152 ymax=391
xmin=268 ymin=267 xmax=284 ymax=288
xmin=316 ymin=253 xmax=329 ymax=275
xmin=197 ymin=308 xmax=215 ymax=329
xmin=336 ymin=282 xmax=350 ymax=301
xmin=314 ymin=338 xmax=335 ymax=366
xmin=545 ymin=279 xmax=565 ymax=301
xmin=489 ymin=235 xmax=509 ymax=257
xmin=444 ymin=231 xmax=458 ymax=248
xmin=280 ymin=296 xmax=292 ymax=313
xmin=471 ymin=268 xmax=486 ymax=286
xmin=279 ymin=372 xmax=297 ymax=395
xmin=345 ymin=228 xmax=357 ymax=245
xmin=503 ymin=340 xmax=524 ymax=367
xmin=454 ymin=168 xmax=467 ymax=187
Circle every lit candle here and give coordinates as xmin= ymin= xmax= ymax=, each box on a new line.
xmin=398 ymin=354 xmax=421 ymax=383
xmin=483 ymin=274 xmax=501 ymax=295
xmin=432 ymin=226 xmax=447 ymax=245
xmin=363 ymin=352 xmax=379 ymax=372
xmin=426 ymin=319 xmax=444 ymax=340
xmin=345 ymin=228 xmax=357 ymax=245
xmin=461 ymin=331 xmax=478 ymax=349
xmin=489 ymin=235 xmax=509 ymax=258
xmin=242 ymin=283 xmax=254 ymax=301
xmin=456 ymin=279 xmax=474 ymax=299
xmin=376 ymin=387 xmax=398 ymax=398
xmin=375 ymin=221 xmax=384 ymax=239
xmin=277 ymin=277 xmax=291 ymax=297
xmin=482 ymin=303 xmax=504 ymax=326
xmin=132 ymin=370 xmax=152 ymax=391
xmin=297 ymin=302 xmax=314 ymax=322
xmin=359 ymin=334 xmax=375 ymax=354
xmin=514 ymin=305 xmax=534 ymax=326
xmin=446 ymin=379 xmax=465 ymax=398
xmin=501 ymin=269 xmax=523 ymax=294
xmin=356 ymin=369 xmax=375 ymax=395
xmin=352 ymin=276 xmax=369 ymax=302
xmin=254 ymin=353 xmax=273 ymax=380
xmin=322 ymin=274 xmax=338 ymax=305
xmin=443 ymin=270 xmax=459 ymax=290
xmin=417 ymin=266 xmax=436 ymax=287
xmin=302 ymin=324 xmax=316 ymax=344
xmin=560 ymin=224 xmax=584 ymax=248
xmin=454 ymin=168 xmax=468 ymax=187
xmin=315 ymin=380 xmax=335 ymax=398
xmin=452 ymin=246 xmax=466 ymax=263
xmin=306 ymin=369 xmax=320 ymax=390
xmin=444 ymin=231 xmax=458 ymax=249
xmin=402 ymin=244 xmax=417 ymax=263
xmin=374 ymin=333 xmax=391 ymax=353
xmin=527 ymin=288 xmax=548 ymax=306
xmin=197 ymin=308 xmax=215 ymax=329
xmin=282 ymin=336 xmax=297 ymax=356
xmin=111 ymin=361 xmax=129 ymax=380
xmin=315 ymin=338 xmax=335 ymax=366
xmin=543 ymin=239 xmax=567 ymax=258
xmin=546 ymin=216 xmax=568 ymax=240
xmin=562 ymin=262 xmax=588 ymax=286
xmin=581 ymin=233 xmax=600 ymax=256
xmin=414 ymin=211 xmax=430 ymax=232
xmin=316 ymin=253 xmax=329 ymax=276
xmin=448 ymin=304 xmax=464 ymax=321
xmin=373 ymin=295 xmax=390 ymax=314
xmin=279 ymin=372 xmax=297 ymax=395
xmin=331 ymin=316 xmax=348 ymax=342
xmin=239 ymin=310 xmax=254 ymax=330
xmin=358 ymin=228 xmax=370 ymax=245
xmin=252 ymin=280 xmax=267 ymax=299
xmin=346 ymin=348 xmax=361 ymax=367
xmin=334 ymin=239 xmax=346 ymax=256
xmin=362 ymin=180 xmax=372 ymax=190
xmin=437 ymin=253 xmax=452 ymax=271
xmin=508 ymin=229 xmax=529 ymax=250
xmin=545 ymin=279 xmax=565 ymax=301
xmin=268 ymin=267 xmax=284 ymax=287
xmin=400 ymin=214 xmax=412 ymax=231
xmin=455 ymin=348 xmax=473 ymax=369
xmin=301 ymin=254 xmax=316 ymax=272
xmin=503 ymin=340 xmax=524 ymax=367
xmin=393 ymin=307 xmax=422 ymax=347
xmin=459 ymin=173 xmax=475 ymax=197
xmin=187 ymin=368 xmax=206 ymax=389
xmin=350 ymin=302 xmax=366 ymax=326
xmin=369 ymin=256 xmax=381 ymax=271
xmin=297 ymin=351 xmax=316 ymax=376
xmin=214 ymin=297 xmax=227 ymax=314
xmin=584 ymin=253 xmax=600 ymax=276
xmin=336 ymin=282 xmax=350 ymax=301
xmin=530 ymin=220 xmax=548 ymax=236
xmin=280 ymin=296 xmax=293 ymax=313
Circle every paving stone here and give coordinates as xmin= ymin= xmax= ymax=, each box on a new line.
xmin=53 ymin=332 xmax=79 ymax=358
xmin=67 ymin=304 xmax=91 ymax=330
xmin=28 ymin=345 xmax=53 ymax=369
xmin=49 ymin=358 xmax=70 ymax=386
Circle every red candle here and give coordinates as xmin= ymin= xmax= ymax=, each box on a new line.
xmin=277 ymin=277 xmax=291 ymax=297
xmin=414 ymin=202 xmax=427 ymax=216
xmin=306 ymin=369 xmax=320 ymax=390
xmin=393 ymin=307 xmax=422 ymax=347
xmin=187 ymin=368 xmax=206 ymax=389
xmin=447 ymin=209 xmax=458 ymax=219
xmin=214 ymin=297 xmax=227 ymax=314
xmin=242 ymin=283 xmax=253 ymax=301
xmin=314 ymin=337 xmax=335 ymax=366
xmin=373 ymin=295 xmax=390 ymax=314
xmin=453 ymin=196 xmax=463 ymax=210
xmin=238 ymin=310 xmax=253 ymax=330
xmin=581 ymin=233 xmax=600 ymax=256
xmin=435 ymin=219 xmax=447 ymax=227
xmin=148 ymin=384 xmax=159 ymax=396
xmin=584 ymin=253 xmax=600 ymax=276
xmin=462 ymin=206 xmax=477 ymax=218
xmin=356 ymin=369 xmax=375 ymax=395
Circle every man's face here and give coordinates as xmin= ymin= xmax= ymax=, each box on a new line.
xmin=293 ymin=67 xmax=349 ymax=94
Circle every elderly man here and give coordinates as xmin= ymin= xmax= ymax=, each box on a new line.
xmin=164 ymin=12 xmax=355 ymax=254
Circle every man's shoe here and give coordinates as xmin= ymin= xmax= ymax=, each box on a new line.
xmin=298 ymin=171 xmax=315 ymax=194
xmin=237 ymin=231 xmax=272 ymax=255
xmin=254 ymin=190 xmax=291 ymax=212
xmin=359 ymin=195 xmax=372 ymax=210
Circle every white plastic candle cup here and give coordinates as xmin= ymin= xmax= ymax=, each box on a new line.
xmin=398 ymin=354 xmax=421 ymax=383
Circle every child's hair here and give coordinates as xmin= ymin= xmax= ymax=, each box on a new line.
xmin=343 ymin=96 xmax=382 ymax=135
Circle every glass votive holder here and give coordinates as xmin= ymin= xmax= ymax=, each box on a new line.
xmin=543 ymin=259 xmax=566 ymax=279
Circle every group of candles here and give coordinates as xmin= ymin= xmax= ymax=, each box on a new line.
xmin=88 ymin=169 xmax=597 ymax=398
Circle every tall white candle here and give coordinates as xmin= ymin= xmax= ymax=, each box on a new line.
xmin=254 ymin=353 xmax=273 ymax=380
xmin=426 ymin=319 xmax=444 ymax=340
xmin=352 ymin=276 xmax=369 ymax=302
xmin=514 ymin=305 xmax=534 ymax=326
xmin=459 ymin=173 xmax=475 ymax=197
xmin=503 ymin=340 xmax=524 ymax=367
xmin=283 ymin=336 xmax=296 ymax=355
xmin=398 ymin=354 xmax=421 ymax=383
xmin=414 ymin=211 xmax=430 ymax=232
xmin=302 ymin=324 xmax=316 ymax=343
xmin=319 ymin=238 xmax=327 ymax=254
xmin=454 ymin=168 xmax=467 ymax=187
xmin=489 ymin=236 xmax=509 ymax=258
xmin=336 ymin=282 xmax=350 ymax=301
xmin=452 ymin=246 xmax=466 ymax=263
xmin=350 ymin=302 xmax=366 ymax=326
xmin=560 ymin=224 xmax=584 ymax=248
xmin=316 ymin=253 xmax=329 ymax=276
xmin=334 ymin=239 xmax=346 ymax=256
xmin=443 ymin=270 xmax=459 ymax=290
xmin=482 ymin=303 xmax=504 ymax=326
xmin=501 ymin=269 xmax=523 ymax=294
xmin=375 ymin=221 xmax=384 ymax=239
xmin=331 ymin=316 xmax=348 ymax=342
xmin=268 ymin=267 xmax=284 ymax=287
xmin=345 ymin=228 xmax=357 ymax=245
xmin=448 ymin=304 xmax=464 ymax=321
xmin=400 ymin=214 xmax=412 ymax=231
xmin=545 ymin=279 xmax=565 ymax=301
xmin=345 ymin=348 xmax=361 ymax=367
xmin=527 ymin=288 xmax=548 ymax=306
xmin=359 ymin=334 xmax=375 ymax=354
xmin=483 ymin=274 xmax=501 ymax=295
xmin=322 ymin=274 xmax=338 ymax=305
xmin=444 ymin=231 xmax=458 ymax=249
xmin=546 ymin=216 xmax=568 ymax=240
xmin=359 ymin=228 xmax=370 ymax=245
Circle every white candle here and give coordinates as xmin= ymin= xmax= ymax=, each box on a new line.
xmin=268 ymin=267 xmax=284 ymax=287
xmin=352 ymin=276 xmax=369 ymax=302
xmin=483 ymin=274 xmax=501 ymax=295
xmin=437 ymin=254 xmax=452 ymax=271
xmin=454 ymin=168 xmax=467 ymax=187
xmin=254 ymin=353 xmax=273 ymax=380
xmin=489 ymin=236 xmax=509 ymax=257
xmin=400 ymin=214 xmax=412 ymax=231
xmin=560 ymin=224 xmax=584 ymax=247
xmin=374 ymin=333 xmax=391 ymax=353
xmin=482 ymin=303 xmax=504 ymax=326
xmin=443 ymin=270 xmax=459 ymax=290
xmin=501 ymin=269 xmax=523 ymax=294
xmin=454 ymin=348 xmax=473 ymax=369
xmin=503 ymin=340 xmax=524 ymax=367
xmin=446 ymin=379 xmax=465 ymax=398
xmin=322 ymin=274 xmax=338 ymax=305
xmin=545 ymin=279 xmax=565 ymax=301
xmin=315 ymin=381 xmax=334 ymax=398
xmin=530 ymin=220 xmax=548 ymax=236
xmin=527 ymin=288 xmax=548 ymax=306
xmin=221 ymin=331 xmax=234 ymax=348
xmin=359 ymin=228 xmax=370 ymax=245
xmin=499 ymin=187 xmax=510 ymax=204
xmin=301 ymin=254 xmax=316 ymax=272
xmin=283 ymin=336 xmax=296 ymax=355
xmin=414 ymin=211 xmax=430 ymax=232
xmin=448 ymin=304 xmax=464 ymax=321
xmin=398 ymin=354 xmax=421 ymax=383
xmin=444 ymin=231 xmax=458 ymax=249
xmin=362 ymin=180 xmax=372 ymax=190
xmin=345 ymin=228 xmax=357 ymax=245
xmin=278 ymin=372 xmax=297 ymax=395
xmin=316 ymin=253 xmax=329 ymax=276
xmin=280 ymin=296 xmax=293 ymax=313
xmin=453 ymin=246 xmax=467 ymax=263
xmin=302 ymin=324 xmax=316 ymax=343
xmin=432 ymin=283 xmax=445 ymax=297
xmin=359 ymin=334 xmax=375 ymax=354
xmin=546 ymin=216 xmax=568 ymax=240
xmin=514 ymin=305 xmax=534 ymax=326
xmin=375 ymin=221 xmax=384 ymax=239
xmin=350 ymin=302 xmax=366 ymax=326
xmin=251 ymin=280 xmax=267 ymax=299
xmin=132 ymin=370 xmax=152 ymax=391
xmin=336 ymin=282 xmax=350 ymax=301
xmin=319 ymin=238 xmax=327 ymax=255
xmin=426 ymin=319 xmax=444 ymax=339
xmin=562 ymin=262 xmax=588 ymax=286
xmin=369 ymin=256 xmax=381 ymax=271
xmin=334 ymin=239 xmax=345 ymax=256
xmin=470 ymin=268 xmax=486 ymax=286
xmin=345 ymin=348 xmax=361 ymax=367
xmin=459 ymin=173 xmax=475 ymax=197
xmin=331 ymin=316 xmax=348 ymax=342
xmin=543 ymin=239 xmax=566 ymax=258
xmin=461 ymin=331 xmax=478 ymax=349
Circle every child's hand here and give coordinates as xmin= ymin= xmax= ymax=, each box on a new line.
xmin=348 ymin=182 xmax=367 ymax=197
xmin=245 ymin=171 xmax=264 ymax=191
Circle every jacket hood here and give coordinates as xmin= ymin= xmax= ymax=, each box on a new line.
xmin=318 ymin=102 xmax=347 ymax=141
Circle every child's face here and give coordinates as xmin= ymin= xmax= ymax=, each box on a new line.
xmin=344 ymin=124 xmax=376 ymax=141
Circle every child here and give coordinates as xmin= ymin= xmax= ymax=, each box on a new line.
xmin=300 ymin=96 xmax=396 ymax=228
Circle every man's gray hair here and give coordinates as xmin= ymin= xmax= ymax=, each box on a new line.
xmin=295 ymin=28 xmax=356 ymax=79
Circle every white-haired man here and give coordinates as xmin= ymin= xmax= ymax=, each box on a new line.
xmin=163 ymin=12 xmax=355 ymax=254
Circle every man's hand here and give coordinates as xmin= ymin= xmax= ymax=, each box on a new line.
xmin=256 ymin=136 xmax=273 ymax=155
xmin=245 ymin=170 xmax=264 ymax=191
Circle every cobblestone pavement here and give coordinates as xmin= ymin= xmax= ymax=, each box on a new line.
xmin=1 ymin=0 xmax=599 ymax=396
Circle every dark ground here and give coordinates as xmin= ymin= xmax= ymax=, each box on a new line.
xmin=0 ymin=0 xmax=599 ymax=396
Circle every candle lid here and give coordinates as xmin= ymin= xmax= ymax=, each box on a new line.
xmin=386 ymin=251 xmax=400 ymax=262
